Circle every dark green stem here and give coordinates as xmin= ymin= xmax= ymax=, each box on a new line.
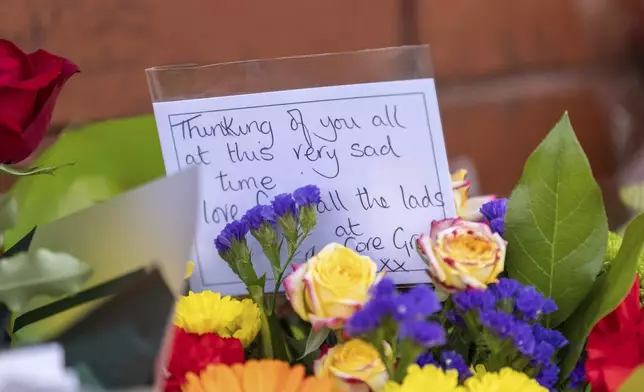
xmin=393 ymin=340 xmax=421 ymax=383
xmin=248 ymin=286 xmax=273 ymax=358
xmin=271 ymin=234 xmax=310 ymax=311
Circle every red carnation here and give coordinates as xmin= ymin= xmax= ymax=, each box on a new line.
xmin=164 ymin=327 xmax=244 ymax=392
xmin=586 ymin=275 xmax=644 ymax=392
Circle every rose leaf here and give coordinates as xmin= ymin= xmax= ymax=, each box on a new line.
xmin=299 ymin=326 xmax=330 ymax=360
xmin=505 ymin=112 xmax=608 ymax=327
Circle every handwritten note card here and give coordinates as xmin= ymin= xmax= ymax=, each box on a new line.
xmin=152 ymin=79 xmax=456 ymax=294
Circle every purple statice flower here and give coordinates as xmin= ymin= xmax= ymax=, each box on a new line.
xmin=515 ymin=286 xmax=554 ymax=320
xmin=242 ymin=205 xmax=276 ymax=231
xmin=416 ymin=352 xmax=439 ymax=367
xmin=393 ymin=285 xmax=441 ymax=321
xmin=453 ymin=289 xmax=497 ymax=313
xmin=271 ymin=193 xmax=298 ymax=218
xmin=371 ymin=277 xmax=396 ymax=298
xmin=536 ymin=360 xmax=560 ymax=390
xmin=293 ymin=185 xmax=321 ymax=207
xmin=510 ymin=321 xmax=536 ymax=356
xmin=480 ymin=198 xmax=507 ymax=236
xmin=542 ymin=298 xmax=557 ymax=314
xmin=408 ymin=285 xmax=442 ymax=315
xmin=532 ymin=324 xmax=568 ymax=350
xmin=399 ymin=320 xmax=446 ymax=348
xmin=345 ymin=303 xmax=383 ymax=336
xmin=568 ymin=359 xmax=586 ymax=390
xmin=440 ymin=351 xmax=473 ymax=382
xmin=479 ymin=309 xmax=515 ymax=339
xmin=214 ymin=220 xmax=249 ymax=253
xmin=445 ymin=309 xmax=464 ymax=326
xmin=532 ymin=341 xmax=555 ymax=364
xmin=346 ymin=278 xmax=397 ymax=336
xmin=489 ymin=278 xmax=521 ymax=300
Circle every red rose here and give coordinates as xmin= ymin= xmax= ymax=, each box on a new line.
xmin=0 ymin=39 xmax=79 ymax=164
xmin=164 ymin=327 xmax=244 ymax=392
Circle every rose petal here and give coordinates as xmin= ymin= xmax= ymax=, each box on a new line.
xmin=283 ymin=262 xmax=309 ymax=322
xmin=309 ymin=314 xmax=344 ymax=331
xmin=457 ymin=219 xmax=495 ymax=237
xmin=430 ymin=218 xmax=459 ymax=241
xmin=451 ymin=169 xmax=468 ymax=182
xmin=417 ymin=233 xmax=447 ymax=283
xmin=0 ymin=39 xmax=31 ymax=85
xmin=461 ymin=195 xmax=496 ymax=221
xmin=303 ymin=266 xmax=326 ymax=318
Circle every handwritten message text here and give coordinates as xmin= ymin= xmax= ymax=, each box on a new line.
xmin=153 ymin=80 xmax=455 ymax=294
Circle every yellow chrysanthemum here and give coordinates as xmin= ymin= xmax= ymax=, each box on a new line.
xmin=383 ymin=365 xmax=465 ymax=392
xmin=174 ymin=291 xmax=260 ymax=347
xmin=465 ymin=367 xmax=546 ymax=392
xmin=470 ymin=364 xmax=488 ymax=379
xmin=181 ymin=360 xmax=343 ymax=392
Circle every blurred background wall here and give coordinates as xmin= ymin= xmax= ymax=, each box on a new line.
xmin=2 ymin=0 xmax=644 ymax=225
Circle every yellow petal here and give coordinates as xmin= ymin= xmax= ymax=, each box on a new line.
xmin=185 ymin=261 xmax=195 ymax=279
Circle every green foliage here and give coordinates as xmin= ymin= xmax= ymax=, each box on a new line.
xmin=505 ymin=113 xmax=608 ymax=327
xmin=0 ymin=248 xmax=93 ymax=312
xmin=0 ymin=194 xmax=17 ymax=233
xmin=4 ymin=115 xmax=164 ymax=249
xmin=0 ymin=163 xmax=74 ymax=177
xmin=558 ymin=213 xmax=644 ymax=379
xmin=299 ymin=326 xmax=330 ymax=360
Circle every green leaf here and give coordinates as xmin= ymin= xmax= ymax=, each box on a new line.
xmin=559 ymin=213 xmax=644 ymax=379
xmin=0 ymin=248 xmax=93 ymax=312
xmin=286 ymin=335 xmax=307 ymax=354
xmin=0 ymin=194 xmax=17 ymax=232
xmin=0 ymin=162 xmax=74 ymax=177
xmin=299 ymin=326 xmax=330 ymax=360
xmin=505 ymin=113 xmax=608 ymax=327
xmin=4 ymin=116 xmax=165 ymax=249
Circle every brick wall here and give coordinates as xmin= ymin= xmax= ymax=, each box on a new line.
xmin=1 ymin=0 xmax=641 ymax=224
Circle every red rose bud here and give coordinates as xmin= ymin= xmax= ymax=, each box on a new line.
xmin=0 ymin=39 xmax=79 ymax=164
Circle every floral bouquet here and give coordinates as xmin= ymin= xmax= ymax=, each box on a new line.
xmin=163 ymin=113 xmax=644 ymax=392
xmin=2 ymin=38 xmax=644 ymax=392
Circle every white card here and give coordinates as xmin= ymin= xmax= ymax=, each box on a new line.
xmin=152 ymin=79 xmax=456 ymax=294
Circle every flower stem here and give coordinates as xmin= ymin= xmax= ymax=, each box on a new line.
xmin=248 ymin=286 xmax=274 ymax=358
xmin=335 ymin=330 xmax=345 ymax=344
xmin=271 ymin=234 xmax=310 ymax=311
xmin=393 ymin=340 xmax=421 ymax=383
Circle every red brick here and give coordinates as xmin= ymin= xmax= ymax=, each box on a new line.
xmin=420 ymin=0 xmax=633 ymax=82
xmin=1 ymin=0 xmax=400 ymax=126
xmin=437 ymin=74 xmax=629 ymax=224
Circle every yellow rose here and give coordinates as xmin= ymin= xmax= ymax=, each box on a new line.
xmin=416 ymin=218 xmax=506 ymax=292
xmin=315 ymin=339 xmax=389 ymax=392
xmin=283 ymin=243 xmax=384 ymax=330
xmin=451 ymin=170 xmax=495 ymax=221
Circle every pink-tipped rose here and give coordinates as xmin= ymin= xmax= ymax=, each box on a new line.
xmin=283 ymin=243 xmax=384 ymax=330
xmin=416 ymin=218 xmax=506 ymax=293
